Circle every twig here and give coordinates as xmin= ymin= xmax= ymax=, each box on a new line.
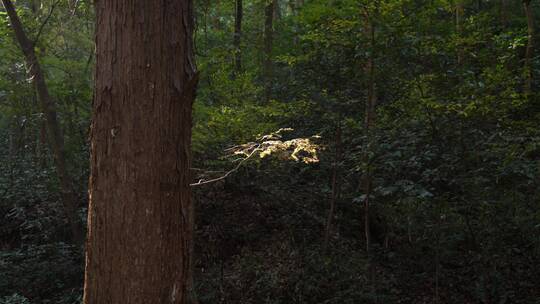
xmin=190 ymin=146 xmax=260 ymax=187
xmin=70 ymin=0 xmax=80 ymax=18
xmin=32 ymin=0 xmax=60 ymax=46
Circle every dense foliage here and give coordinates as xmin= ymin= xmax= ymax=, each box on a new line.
xmin=1 ymin=0 xmax=539 ymax=303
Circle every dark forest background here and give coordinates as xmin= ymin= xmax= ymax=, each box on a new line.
xmin=1 ymin=0 xmax=539 ymax=303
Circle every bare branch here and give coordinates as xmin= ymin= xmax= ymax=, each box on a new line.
xmin=190 ymin=145 xmax=260 ymax=187
xmin=32 ymin=0 xmax=60 ymax=46
xmin=189 ymin=129 xmax=320 ymax=187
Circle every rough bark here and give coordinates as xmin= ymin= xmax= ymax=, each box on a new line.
xmin=83 ymin=1 xmax=198 ymax=303
xmin=523 ymin=0 xmax=534 ymax=94
xmin=1 ymin=0 xmax=83 ymax=244
xmin=234 ymin=0 xmax=243 ymax=73
xmin=264 ymin=0 xmax=275 ymax=102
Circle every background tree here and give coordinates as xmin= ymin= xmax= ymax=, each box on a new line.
xmin=524 ymin=0 xmax=535 ymax=93
xmin=233 ymin=0 xmax=243 ymax=73
xmin=263 ymin=0 xmax=275 ymax=102
xmin=0 ymin=0 xmax=539 ymax=303
xmin=1 ymin=0 xmax=83 ymax=244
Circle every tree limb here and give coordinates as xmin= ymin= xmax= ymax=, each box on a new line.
xmin=32 ymin=0 xmax=60 ymax=46
xmin=190 ymin=145 xmax=260 ymax=187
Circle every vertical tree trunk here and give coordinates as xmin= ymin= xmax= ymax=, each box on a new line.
xmin=274 ymin=0 xmax=281 ymax=20
xmin=38 ymin=120 xmax=47 ymax=166
xmin=83 ymin=1 xmax=198 ymax=303
xmin=289 ymin=0 xmax=303 ymax=14
xmin=29 ymin=0 xmax=42 ymax=14
xmin=435 ymin=208 xmax=441 ymax=304
xmin=500 ymin=0 xmax=508 ymax=28
xmin=1 ymin=0 xmax=83 ymax=244
xmin=523 ymin=0 xmax=535 ymax=94
xmin=324 ymin=117 xmax=342 ymax=253
xmin=202 ymin=0 xmax=210 ymax=48
xmin=456 ymin=0 xmax=465 ymax=65
xmin=264 ymin=0 xmax=275 ymax=102
xmin=362 ymin=12 xmax=376 ymax=256
xmin=234 ymin=0 xmax=243 ymax=73
xmin=8 ymin=121 xmax=15 ymax=161
xmin=288 ymin=0 xmax=295 ymax=15
xmin=212 ymin=0 xmax=223 ymax=30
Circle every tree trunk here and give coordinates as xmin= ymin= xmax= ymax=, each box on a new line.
xmin=274 ymin=0 xmax=281 ymax=20
xmin=38 ymin=119 xmax=47 ymax=166
xmin=523 ymin=0 xmax=534 ymax=94
xmin=288 ymin=0 xmax=295 ymax=15
xmin=212 ymin=0 xmax=223 ymax=30
xmin=30 ymin=0 xmax=41 ymax=14
xmin=324 ymin=117 xmax=342 ymax=253
xmin=456 ymin=0 xmax=465 ymax=65
xmin=362 ymin=12 xmax=376 ymax=255
xmin=500 ymin=0 xmax=508 ymax=28
xmin=234 ymin=0 xmax=243 ymax=73
xmin=83 ymin=1 xmax=198 ymax=303
xmin=1 ymin=0 xmax=83 ymax=244
xmin=289 ymin=0 xmax=303 ymax=14
xmin=264 ymin=0 xmax=275 ymax=102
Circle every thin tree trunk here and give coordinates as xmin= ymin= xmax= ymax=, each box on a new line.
xmin=38 ymin=118 xmax=47 ymax=166
xmin=288 ymin=0 xmax=295 ymax=15
xmin=324 ymin=117 xmax=342 ymax=253
xmin=1 ymin=0 xmax=83 ymax=244
xmin=523 ymin=0 xmax=534 ymax=94
xmin=274 ymin=0 xmax=281 ymax=20
xmin=30 ymin=0 xmax=41 ymax=14
xmin=234 ymin=0 xmax=243 ymax=73
xmin=456 ymin=0 xmax=465 ymax=65
xmin=435 ymin=208 xmax=441 ymax=304
xmin=201 ymin=0 xmax=210 ymax=48
xmin=500 ymin=0 xmax=508 ymax=28
xmin=8 ymin=121 xmax=15 ymax=161
xmin=264 ymin=0 xmax=275 ymax=102
xmin=84 ymin=1 xmax=198 ymax=303
xmin=362 ymin=11 xmax=376 ymax=255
